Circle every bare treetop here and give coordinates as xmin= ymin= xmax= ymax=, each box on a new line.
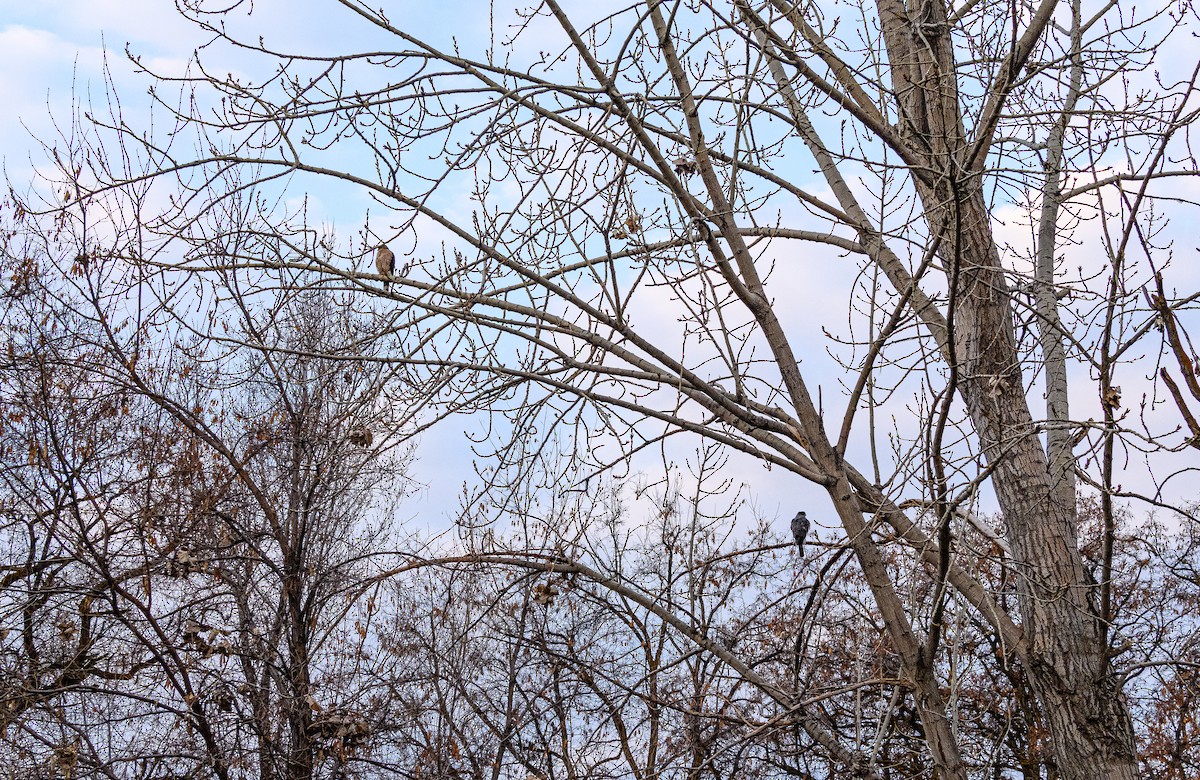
xmin=7 ymin=0 xmax=1200 ymax=777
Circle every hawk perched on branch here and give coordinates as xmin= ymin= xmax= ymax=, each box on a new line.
xmin=790 ymin=511 xmax=810 ymax=557
xmin=375 ymin=244 xmax=396 ymax=289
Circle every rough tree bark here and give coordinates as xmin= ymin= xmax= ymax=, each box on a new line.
xmin=878 ymin=0 xmax=1140 ymax=768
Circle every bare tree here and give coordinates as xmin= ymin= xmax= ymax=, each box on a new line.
xmin=14 ymin=0 xmax=1200 ymax=776
xmin=0 ymin=201 xmax=429 ymax=779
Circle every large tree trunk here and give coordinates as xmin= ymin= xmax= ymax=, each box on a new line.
xmin=868 ymin=0 xmax=1141 ymax=771
xmin=936 ymin=189 xmax=1139 ymax=779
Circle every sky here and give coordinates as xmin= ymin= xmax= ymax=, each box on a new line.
xmin=0 ymin=0 xmax=835 ymax=536
xmin=0 ymin=0 xmax=524 ymax=531
xmin=3 ymin=0 xmax=1198 ymax=540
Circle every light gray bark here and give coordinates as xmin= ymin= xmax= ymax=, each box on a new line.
xmin=815 ymin=0 xmax=1139 ymax=772
xmin=1033 ymin=0 xmax=1084 ymax=519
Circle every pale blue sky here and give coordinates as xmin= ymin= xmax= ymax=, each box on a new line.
xmin=4 ymin=0 xmax=1198 ymax=536
xmin=0 ymin=0 xmax=834 ymax=534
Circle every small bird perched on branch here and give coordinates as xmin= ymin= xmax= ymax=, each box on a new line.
xmin=790 ymin=511 xmax=810 ymax=557
xmin=375 ymin=244 xmax=396 ymax=289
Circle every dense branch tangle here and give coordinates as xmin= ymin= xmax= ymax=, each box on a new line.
xmin=36 ymin=0 xmax=1200 ymax=776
